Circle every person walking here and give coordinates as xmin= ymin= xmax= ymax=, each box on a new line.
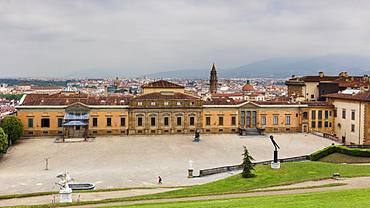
xmin=158 ymin=176 xmax=162 ymax=184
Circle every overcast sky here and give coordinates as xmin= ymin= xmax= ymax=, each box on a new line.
xmin=1 ymin=0 xmax=370 ymax=77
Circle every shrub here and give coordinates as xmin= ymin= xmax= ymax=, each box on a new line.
xmin=310 ymin=145 xmax=370 ymax=161
xmin=0 ymin=128 xmax=8 ymax=153
xmin=0 ymin=116 xmax=23 ymax=145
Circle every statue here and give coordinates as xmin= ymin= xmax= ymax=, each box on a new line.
xmin=269 ymin=135 xmax=281 ymax=169
xmin=56 ymin=171 xmax=73 ymax=203
xmin=193 ymin=129 xmax=200 ymax=142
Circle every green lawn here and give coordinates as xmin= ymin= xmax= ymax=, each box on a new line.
xmin=125 ymin=161 xmax=370 ymax=200
xmin=115 ymin=188 xmax=370 ymax=208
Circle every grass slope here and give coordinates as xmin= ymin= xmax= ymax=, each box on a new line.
xmin=116 ymin=188 xmax=370 ymax=208
xmin=127 ymin=161 xmax=370 ymax=200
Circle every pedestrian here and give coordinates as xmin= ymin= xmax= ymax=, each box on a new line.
xmin=158 ymin=176 xmax=162 ymax=184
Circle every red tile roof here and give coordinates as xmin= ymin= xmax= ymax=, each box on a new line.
xmin=324 ymin=91 xmax=370 ymax=101
xmin=253 ymin=100 xmax=333 ymax=107
xmin=141 ymin=80 xmax=184 ymax=89
xmin=133 ymin=92 xmax=199 ymax=100
xmin=204 ymin=98 xmax=241 ymax=105
xmin=212 ymin=93 xmax=244 ymax=97
xmin=21 ymin=93 xmax=132 ymax=106
xmin=288 ymin=75 xmax=370 ymax=88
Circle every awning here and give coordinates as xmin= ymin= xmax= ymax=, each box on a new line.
xmin=63 ymin=121 xmax=88 ymax=126
xmin=64 ymin=113 xmax=89 ymax=120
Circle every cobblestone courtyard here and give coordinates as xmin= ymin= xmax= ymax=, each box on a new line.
xmin=0 ymin=133 xmax=335 ymax=194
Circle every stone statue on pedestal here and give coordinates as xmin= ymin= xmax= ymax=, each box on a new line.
xmin=56 ymin=171 xmax=73 ymax=203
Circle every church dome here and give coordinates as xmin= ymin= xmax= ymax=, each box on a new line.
xmin=242 ymin=81 xmax=254 ymax=91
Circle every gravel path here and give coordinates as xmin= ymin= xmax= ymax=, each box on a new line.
xmin=0 ymin=188 xmax=178 ymax=207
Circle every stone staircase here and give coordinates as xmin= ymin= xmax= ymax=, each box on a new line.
xmin=239 ymin=128 xmax=264 ymax=136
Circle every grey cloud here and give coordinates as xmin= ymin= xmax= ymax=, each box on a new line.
xmin=0 ymin=0 xmax=370 ymax=77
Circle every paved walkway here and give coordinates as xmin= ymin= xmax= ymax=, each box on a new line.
xmin=1 ymin=176 xmax=369 ymax=207
xmin=0 ymin=133 xmax=336 ymax=194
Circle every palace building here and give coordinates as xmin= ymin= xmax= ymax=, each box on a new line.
xmin=16 ymin=79 xmax=335 ymax=139
xmin=16 ymin=65 xmax=370 ymax=145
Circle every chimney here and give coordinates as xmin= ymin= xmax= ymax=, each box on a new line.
xmin=319 ymin=72 xmax=324 ymax=78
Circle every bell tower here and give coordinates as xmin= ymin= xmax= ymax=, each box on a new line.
xmin=209 ymin=63 xmax=218 ymax=94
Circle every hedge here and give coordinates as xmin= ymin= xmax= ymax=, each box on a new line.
xmin=310 ymin=145 xmax=370 ymax=161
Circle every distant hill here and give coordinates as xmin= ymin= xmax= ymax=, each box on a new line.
xmin=64 ymin=54 xmax=370 ymax=78
xmin=146 ymin=55 xmax=370 ymax=78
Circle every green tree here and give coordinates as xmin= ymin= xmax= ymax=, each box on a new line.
xmin=241 ymin=146 xmax=255 ymax=178
xmin=0 ymin=116 xmax=23 ymax=145
xmin=0 ymin=128 xmax=8 ymax=153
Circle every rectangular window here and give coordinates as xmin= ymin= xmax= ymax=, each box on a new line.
xmin=93 ymin=117 xmax=98 ymax=127
xmin=41 ymin=118 xmax=50 ymax=128
xmin=151 ymin=117 xmax=156 ymax=126
xmin=311 ymin=121 xmax=316 ymax=128
xmin=303 ymin=112 xmax=308 ymax=119
xmin=206 ymin=116 xmax=211 ymax=126
xmin=311 ymin=110 xmax=316 ymax=119
xmin=351 ymin=124 xmax=355 ymax=132
xmin=28 ymin=118 xmax=34 ymax=128
xmin=324 ymin=121 xmax=328 ymax=127
xmin=285 ymin=115 xmax=291 ymax=125
xmin=273 ymin=115 xmax=278 ymax=125
xmin=189 ymin=117 xmax=195 ymax=126
xmin=318 ymin=110 xmax=322 ymax=119
xmin=261 ymin=115 xmax=266 ymax=125
xmin=218 ymin=117 xmax=224 ymax=126
xmin=57 ymin=118 xmax=63 ymax=128
xmin=342 ymin=109 xmax=346 ymax=119
xmin=164 ymin=117 xmax=169 ymax=126
xmin=231 ymin=116 xmax=236 ymax=126
xmin=334 ymin=109 xmax=337 ymax=117
xmin=240 ymin=111 xmax=245 ymax=126
xmin=137 ymin=117 xmax=143 ymax=127
xmin=177 ymin=117 xmax=182 ymax=126
xmin=121 ymin=117 xmax=126 ymax=127
xmin=318 ymin=121 xmax=322 ymax=128
xmin=106 ymin=117 xmax=112 ymax=127
xmin=351 ymin=110 xmax=355 ymax=120
xmin=325 ymin=110 xmax=329 ymax=119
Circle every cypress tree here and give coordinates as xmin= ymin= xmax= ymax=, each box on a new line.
xmin=241 ymin=146 xmax=255 ymax=178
